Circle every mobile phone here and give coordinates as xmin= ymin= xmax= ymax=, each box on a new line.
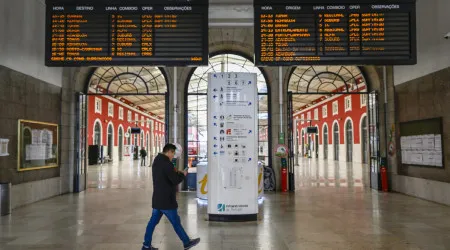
xmin=184 ymin=167 xmax=189 ymax=172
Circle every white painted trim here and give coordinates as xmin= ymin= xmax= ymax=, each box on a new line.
xmin=332 ymin=100 xmax=339 ymax=116
xmin=108 ymin=102 xmax=114 ymax=117
xmin=118 ymin=107 xmax=124 ymax=120
xmin=322 ymin=105 xmax=328 ymax=118
xmin=360 ymin=94 xmax=367 ymax=108
xmin=345 ymin=95 xmax=352 ymax=112
xmin=94 ymin=97 xmax=102 ymax=114
xmin=93 ymin=119 xmax=103 ymax=145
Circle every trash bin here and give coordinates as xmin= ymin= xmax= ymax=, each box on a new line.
xmin=0 ymin=182 xmax=11 ymax=216
xmin=187 ymin=167 xmax=197 ymax=191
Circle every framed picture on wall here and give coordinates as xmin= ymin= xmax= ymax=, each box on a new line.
xmin=17 ymin=120 xmax=59 ymax=171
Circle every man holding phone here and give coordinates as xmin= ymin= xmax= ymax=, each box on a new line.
xmin=142 ymin=143 xmax=200 ymax=250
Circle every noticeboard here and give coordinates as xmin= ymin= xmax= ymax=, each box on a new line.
xmin=45 ymin=0 xmax=209 ymax=66
xmin=399 ymin=117 xmax=444 ymax=168
xmin=254 ymin=0 xmax=417 ymax=66
xmin=18 ymin=120 xmax=59 ymax=171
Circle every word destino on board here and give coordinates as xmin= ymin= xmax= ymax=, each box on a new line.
xmin=254 ymin=0 xmax=417 ymax=66
xmin=45 ymin=0 xmax=208 ymax=66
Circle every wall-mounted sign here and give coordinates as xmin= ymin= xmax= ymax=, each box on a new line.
xmin=0 ymin=139 xmax=9 ymax=157
xmin=254 ymin=0 xmax=417 ymax=66
xmin=274 ymin=144 xmax=289 ymax=158
xmin=45 ymin=0 xmax=209 ymax=67
xmin=306 ymin=127 xmax=318 ymax=134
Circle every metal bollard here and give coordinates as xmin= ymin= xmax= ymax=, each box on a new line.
xmin=0 ymin=182 xmax=11 ymax=216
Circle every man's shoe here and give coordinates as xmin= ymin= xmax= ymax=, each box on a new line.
xmin=142 ymin=246 xmax=158 ymax=250
xmin=184 ymin=238 xmax=200 ymax=249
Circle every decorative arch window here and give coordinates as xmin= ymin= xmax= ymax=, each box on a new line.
xmin=94 ymin=122 xmax=102 ymax=145
xmin=87 ymin=66 xmax=168 ymax=139
xmin=288 ymin=66 xmax=367 ymax=113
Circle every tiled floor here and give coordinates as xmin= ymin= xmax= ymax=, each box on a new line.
xmin=1 ymin=158 xmax=450 ymax=249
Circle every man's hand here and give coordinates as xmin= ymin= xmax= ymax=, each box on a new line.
xmin=183 ymin=169 xmax=188 ymax=176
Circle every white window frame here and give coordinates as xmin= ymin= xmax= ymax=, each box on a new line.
xmin=333 ymin=101 xmax=339 ymax=115
xmin=135 ymin=114 xmax=139 ymax=123
xmin=141 ymin=116 xmax=144 ymax=126
xmin=307 ymin=112 xmax=311 ymax=121
xmin=361 ymin=94 xmax=367 ymax=107
xmin=322 ymin=105 xmax=328 ymax=118
xmin=127 ymin=111 xmax=132 ymax=122
xmin=95 ymin=97 xmax=102 ymax=114
xmin=147 ymin=119 xmax=150 ymax=128
xmin=119 ymin=107 xmax=124 ymax=120
xmin=108 ymin=102 xmax=114 ymax=117
xmin=301 ymin=114 xmax=304 ymax=124
xmin=314 ymin=109 xmax=318 ymax=120
xmin=345 ymin=96 xmax=352 ymax=112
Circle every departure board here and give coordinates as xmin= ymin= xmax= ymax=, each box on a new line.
xmin=254 ymin=0 xmax=416 ymax=66
xmin=45 ymin=0 xmax=208 ymax=66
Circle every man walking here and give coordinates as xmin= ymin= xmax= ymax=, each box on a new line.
xmin=142 ymin=143 xmax=200 ymax=250
xmin=140 ymin=147 xmax=147 ymax=166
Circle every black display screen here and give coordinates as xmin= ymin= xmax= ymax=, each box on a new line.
xmin=254 ymin=0 xmax=417 ymax=66
xmin=45 ymin=0 xmax=208 ymax=66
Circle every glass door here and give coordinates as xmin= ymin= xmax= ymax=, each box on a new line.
xmin=368 ymin=92 xmax=380 ymax=190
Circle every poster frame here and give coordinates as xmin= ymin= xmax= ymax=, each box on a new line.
xmin=17 ymin=119 xmax=59 ymax=172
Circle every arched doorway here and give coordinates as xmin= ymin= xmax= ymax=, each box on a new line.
xmin=315 ymin=126 xmax=319 ymax=158
xmin=301 ymin=130 xmax=305 ymax=157
xmin=83 ymin=67 xmax=168 ymax=165
xmin=346 ymin=120 xmax=353 ymax=162
xmin=118 ymin=127 xmax=123 ymax=161
xmin=94 ymin=121 xmax=102 ymax=146
xmin=323 ymin=124 xmax=328 ymax=160
xmin=146 ymin=132 xmax=150 ymax=160
xmin=333 ymin=123 xmax=339 ymax=161
xmin=185 ymin=53 xmax=272 ymax=169
xmin=127 ymin=128 xmax=131 ymax=145
xmin=361 ymin=116 xmax=369 ymax=164
xmin=107 ymin=124 xmax=113 ymax=159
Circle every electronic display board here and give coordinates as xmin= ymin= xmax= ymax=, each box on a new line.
xmin=45 ymin=0 xmax=208 ymax=66
xmin=254 ymin=0 xmax=417 ymax=66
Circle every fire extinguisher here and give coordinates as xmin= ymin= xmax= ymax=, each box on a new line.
xmin=380 ymin=157 xmax=388 ymax=192
xmin=281 ymin=158 xmax=288 ymax=192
